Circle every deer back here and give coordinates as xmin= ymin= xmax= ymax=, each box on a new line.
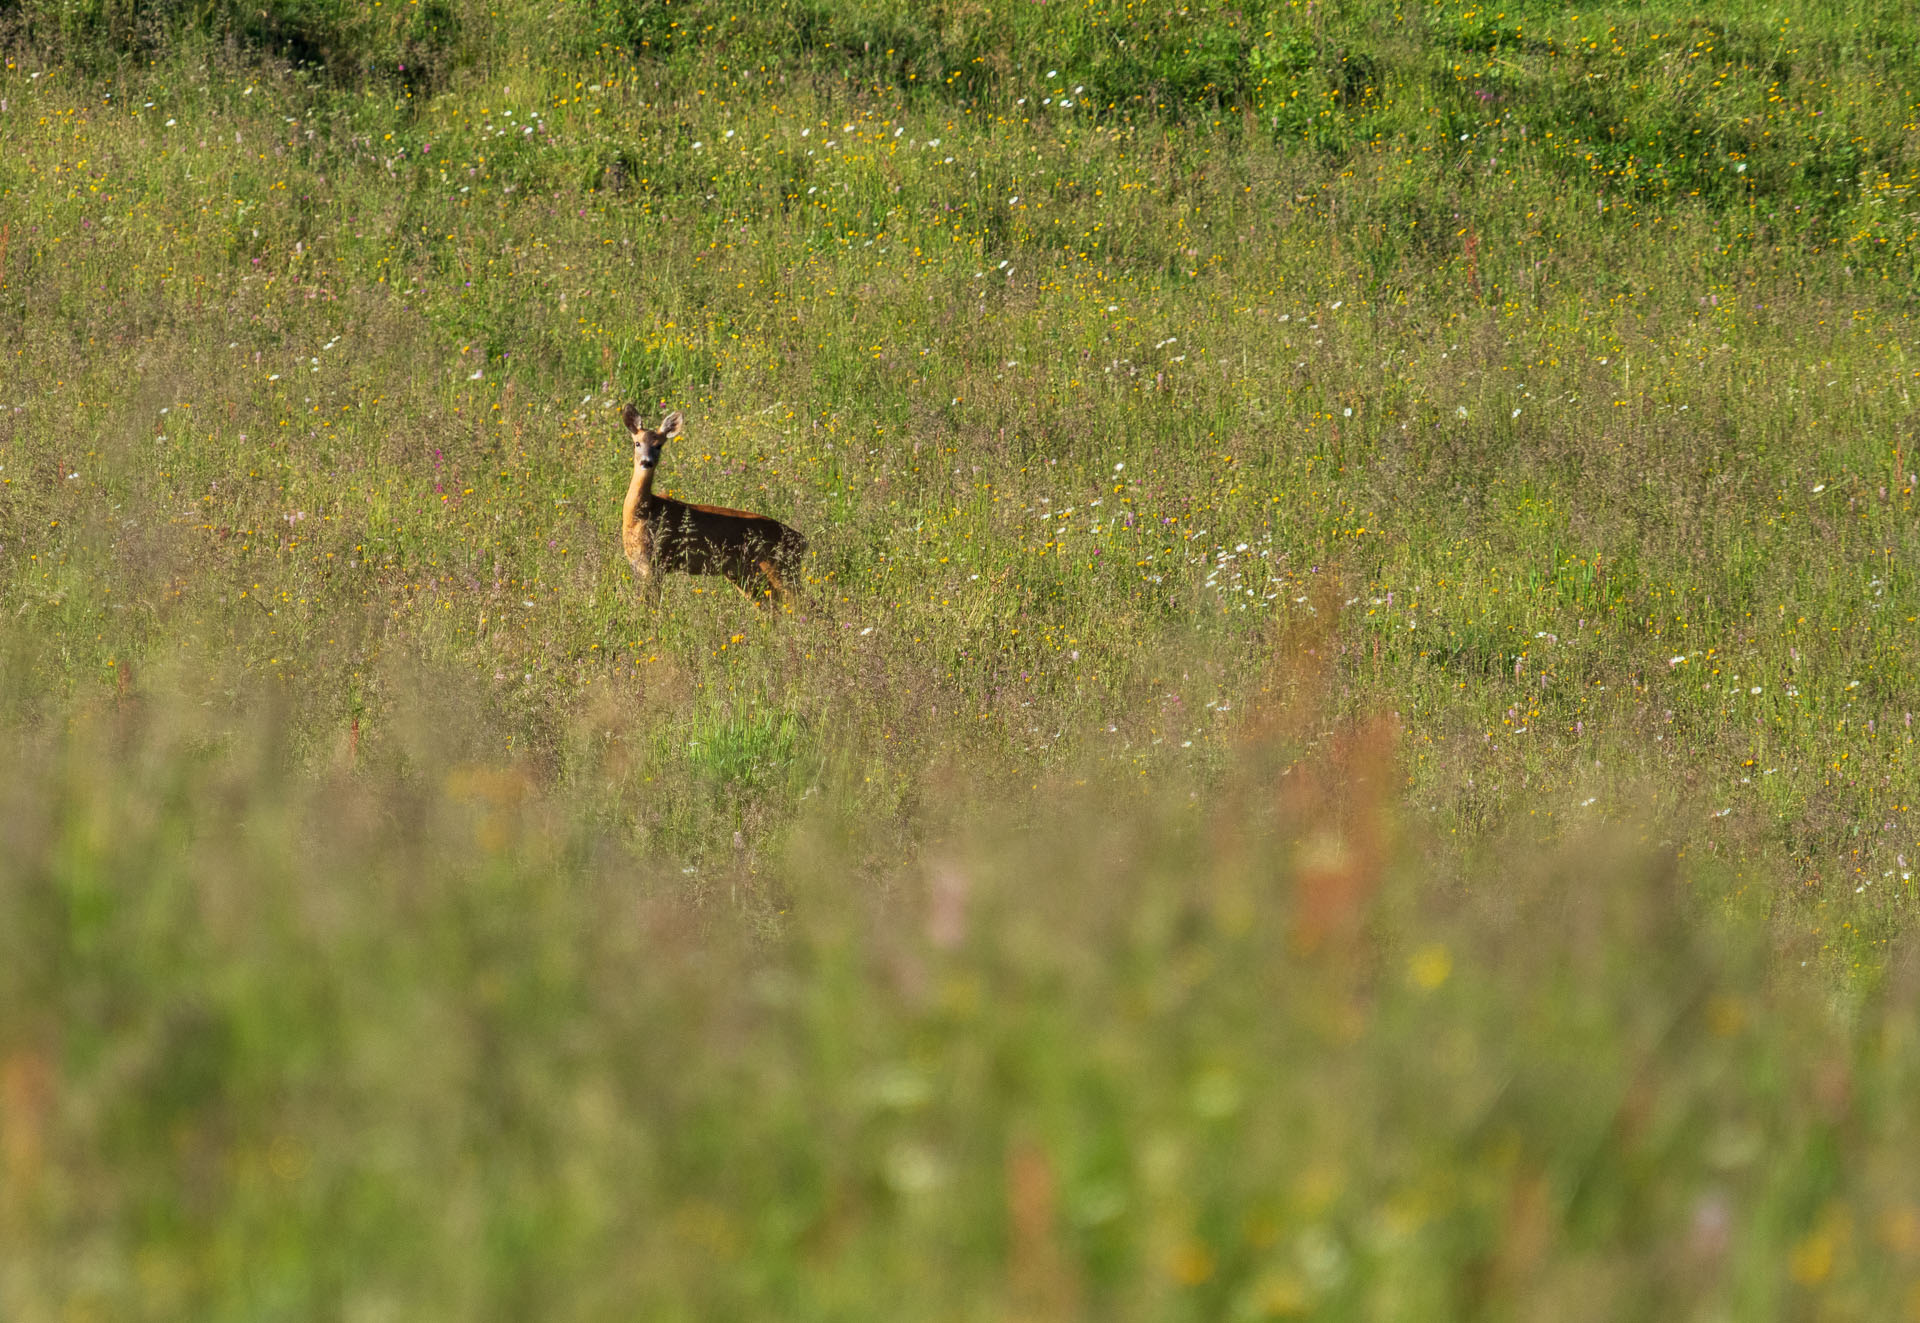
xmin=643 ymin=493 xmax=805 ymax=574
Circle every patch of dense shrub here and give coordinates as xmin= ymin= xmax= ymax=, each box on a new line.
xmin=537 ymin=0 xmax=1288 ymax=118
xmin=3 ymin=0 xmax=463 ymax=87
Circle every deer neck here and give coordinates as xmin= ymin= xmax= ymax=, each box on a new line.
xmin=621 ymin=451 xmax=659 ymax=576
xmin=623 ymin=451 xmax=656 ymax=524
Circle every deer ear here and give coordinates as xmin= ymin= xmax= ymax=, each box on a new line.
xmin=621 ymin=403 xmax=641 ymax=436
xmin=659 ymin=410 xmax=684 ymax=439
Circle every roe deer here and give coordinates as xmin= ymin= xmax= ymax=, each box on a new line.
xmin=620 ymin=405 xmax=808 ymax=608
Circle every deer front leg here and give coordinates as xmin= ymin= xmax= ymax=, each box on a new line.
xmin=632 ymin=562 xmax=662 ymax=608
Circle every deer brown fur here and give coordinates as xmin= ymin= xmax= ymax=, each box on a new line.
xmin=620 ymin=405 xmax=808 ymax=608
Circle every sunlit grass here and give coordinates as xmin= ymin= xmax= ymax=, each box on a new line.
xmin=5 ymin=0 xmax=1920 ymax=1312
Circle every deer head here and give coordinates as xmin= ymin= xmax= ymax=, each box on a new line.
xmin=622 ymin=405 xmax=683 ymax=470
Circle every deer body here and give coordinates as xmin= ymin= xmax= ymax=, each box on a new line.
xmin=621 ymin=406 xmax=807 ymax=607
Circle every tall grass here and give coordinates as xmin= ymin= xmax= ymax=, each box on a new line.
xmin=6 ymin=656 xmax=1919 ymax=1320
xmin=4 ymin=0 xmax=1920 ymax=1312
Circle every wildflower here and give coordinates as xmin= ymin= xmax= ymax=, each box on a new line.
xmin=1408 ymin=945 xmax=1451 ymax=990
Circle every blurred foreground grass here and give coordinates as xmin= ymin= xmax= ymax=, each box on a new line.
xmin=7 ymin=0 xmax=1920 ymax=1314
xmin=6 ymin=662 xmax=1920 ymax=1322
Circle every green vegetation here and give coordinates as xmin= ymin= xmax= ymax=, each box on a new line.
xmin=4 ymin=0 xmax=1920 ymax=1315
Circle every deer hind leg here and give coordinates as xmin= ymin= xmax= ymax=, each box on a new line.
xmin=756 ymin=559 xmax=794 ymax=610
xmin=712 ymin=560 xmax=771 ymax=609
xmin=719 ymin=561 xmax=785 ymax=610
xmin=722 ymin=573 xmax=764 ymax=607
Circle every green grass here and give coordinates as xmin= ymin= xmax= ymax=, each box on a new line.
xmin=4 ymin=0 xmax=1920 ymax=1315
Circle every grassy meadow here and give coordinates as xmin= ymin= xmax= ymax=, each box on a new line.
xmin=5 ymin=0 xmax=1920 ymax=1315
